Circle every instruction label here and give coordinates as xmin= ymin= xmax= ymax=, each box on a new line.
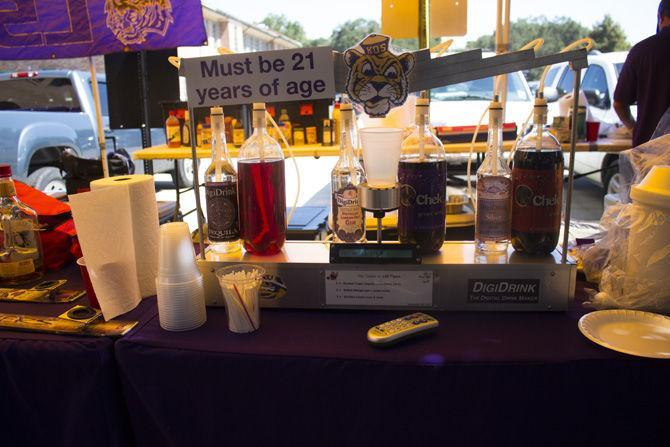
xmin=325 ymin=270 xmax=433 ymax=307
xmin=182 ymin=46 xmax=335 ymax=107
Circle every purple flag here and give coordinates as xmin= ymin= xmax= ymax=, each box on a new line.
xmin=0 ymin=0 xmax=207 ymax=60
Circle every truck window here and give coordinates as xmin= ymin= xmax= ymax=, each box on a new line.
xmin=0 ymin=77 xmax=82 ymax=112
xmin=544 ymin=65 xmax=562 ymax=87
xmin=557 ymin=69 xmax=574 ymax=96
xmin=90 ymin=80 xmax=109 ymax=117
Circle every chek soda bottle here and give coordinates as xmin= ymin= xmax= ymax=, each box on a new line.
xmin=204 ymin=107 xmax=241 ymax=253
xmin=398 ymin=98 xmax=447 ymax=253
xmin=237 ymin=103 xmax=286 ymax=255
xmin=511 ymin=92 xmax=564 ymax=255
xmin=475 ymin=96 xmax=512 ymax=252
xmin=331 ymin=103 xmax=366 ymax=243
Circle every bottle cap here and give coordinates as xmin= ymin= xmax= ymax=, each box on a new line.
xmin=0 ymin=164 xmax=11 ymax=178
xmin=334 ymin=103 xmax=341 ymax=109
xmin=253 ymin=103 xmax=266 ymax=111
xmin=211 ymin=107 xmax=223 ymax=115
xmin=489 ymin=95 xmax=502 ymax=110
xmin=416 ymin=98 xmax=430 ymax=107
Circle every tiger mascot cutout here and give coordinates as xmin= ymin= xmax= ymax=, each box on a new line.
xmin=344 ymin=34 xmax=415 ymax=117
xmin=105 ymin=0 xmax=174 ymax=46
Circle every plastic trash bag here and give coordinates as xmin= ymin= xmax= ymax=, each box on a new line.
xmin=584 ymin=202 xmax=670 ymax=313
xmin=617 ymin=133 xmax=670 ymax=203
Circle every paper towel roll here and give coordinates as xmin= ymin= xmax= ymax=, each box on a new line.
xmin=90 ymin=175 xmax=159 ymax=297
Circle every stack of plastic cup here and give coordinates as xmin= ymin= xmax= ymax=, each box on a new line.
xmin=156 ymin=222 xmax=206 ymax=331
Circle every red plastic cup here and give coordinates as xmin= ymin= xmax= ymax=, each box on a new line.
xmin=586 ymin=121 xmax=600 ymax=142
xmin=76 ymin=257 xmax=100 ymax=309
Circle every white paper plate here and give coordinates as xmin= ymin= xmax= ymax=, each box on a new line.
xmin=578 ymin=310 xmax=670 ymax=359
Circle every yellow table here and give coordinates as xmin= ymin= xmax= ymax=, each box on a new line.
xmin=133 ymin=139 xmax=631 ymax=161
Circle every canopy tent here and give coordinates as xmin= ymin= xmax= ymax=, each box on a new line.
xmin=0 ymin=0 xmax=207 ymax=176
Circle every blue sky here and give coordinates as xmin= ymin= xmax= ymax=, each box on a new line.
xmin=206 ymin=0 xmax=661 ymax=48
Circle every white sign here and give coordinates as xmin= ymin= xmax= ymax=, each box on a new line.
xmin=182 ymin=46 xmax=335 ymax=107
xmin=325 ymin=270 xmax=433 ymax=307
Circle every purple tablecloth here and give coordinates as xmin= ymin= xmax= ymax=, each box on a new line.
xmin=116 ymin=285 xmax=670 ymax=447
xmin=0 ymin=265 xmax=155 ymax=447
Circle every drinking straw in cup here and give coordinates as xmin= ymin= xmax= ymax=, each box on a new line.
xmin=216 ymin=264 xmax=266 ymax=333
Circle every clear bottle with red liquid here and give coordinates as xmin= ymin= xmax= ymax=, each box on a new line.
xmin=237 ymin=103 xmax=286 ymax=255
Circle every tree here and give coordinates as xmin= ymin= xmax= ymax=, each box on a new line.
xmin=329 ymin=19 xmax=380 ymax=52
xmin=261 ymin=14 xmax=307 ymax=45
xmin=590 ymin=15 xmax=629 ymax=52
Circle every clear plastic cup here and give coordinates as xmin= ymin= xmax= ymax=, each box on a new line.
xmin=156 ymin=274 xmax=206 ymax=331
xmin=359 ymin=128 xmax=403 ymax=188
xmin=158 ymin=222 xmax=199 ymax=282
xmin=215 ymin=264 xmax=265 ymax=333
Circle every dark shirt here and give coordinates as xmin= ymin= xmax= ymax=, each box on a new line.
xmin=614 ymin=26 xmax=670 ymax=146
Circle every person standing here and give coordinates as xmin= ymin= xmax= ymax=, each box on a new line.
xmin=614 ymin=0 xmax=670 ymax=147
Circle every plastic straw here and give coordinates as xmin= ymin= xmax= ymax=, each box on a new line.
xmin=419 ymin=111 xmax=426 ymax=162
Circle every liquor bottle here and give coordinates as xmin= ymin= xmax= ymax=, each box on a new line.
xmin=232 ymin=119 xmax=246 ymax=147
xmin=331 ymin=103 xmax=366 ymax=243
xmin=237 ymin=103 xmax=287 ymax=255
xmin=278 ymin=108 xmax=292 ymax=145
xmin=165 ymin=111 xmax=181 ymax=148
xmin=181 ymin=110 xmax=191 ymax=147
xmin=196 ymin=121 xmax=203 ymax=147
xmin=322 ymin=119 xmax=333 ymax=146
xmin=201 ymin=116 xmax=212 ymax=146
xmin=475 ymin=96 xmax=512 ymax=252
xmin=512 ymin=92 xmax=564 ymax=255
xmin=205 ymin=107 xmax=241 ymax=253
xmin=332 ymin=102 xmax=341 ymax=145
xmin=398 ymin=98 xmax=447 ymax=253
xmin=0 ymin=164 xmax=44 ymax=285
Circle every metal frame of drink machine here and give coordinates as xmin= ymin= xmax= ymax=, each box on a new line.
xmin=182 ymin=45 xmax=589 ymax=312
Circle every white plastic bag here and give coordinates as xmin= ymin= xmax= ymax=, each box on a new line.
xmin=585 ymin=202 xmax=670 ymax=313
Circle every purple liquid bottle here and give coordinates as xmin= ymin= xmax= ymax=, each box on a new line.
xmin=398 ymin=98 xmax=447 ymax=253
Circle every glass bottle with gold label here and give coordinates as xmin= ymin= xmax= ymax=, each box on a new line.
xmin=0 ymin=164 xmax=44 ymax=284
xmin=331 ymin=103 xmax=366 ymax=243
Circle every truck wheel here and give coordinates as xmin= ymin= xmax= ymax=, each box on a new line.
xmin=603 ymin=158 xmax=620 ymax=196
xmin=172 ymin=159 xmax=194 ymax=188
xmin=27 ymin=167 xmax=66 ymax=196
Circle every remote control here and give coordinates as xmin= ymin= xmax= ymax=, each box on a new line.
xmin=367 ymin=313 xmax=439 ymax=347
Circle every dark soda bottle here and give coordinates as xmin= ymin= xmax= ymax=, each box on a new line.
xmin=398 ymin=98 xmax=447 ymax=253
xmin=237 ymin=103 xmax=287 ymax=255
xmin=511 ymin=93 xmax=564 ymax=255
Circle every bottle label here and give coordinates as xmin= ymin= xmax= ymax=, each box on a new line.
xmin=476 ymin=176 xmax=512 ymax=240
xmin=398 ymin=161 xmax=447 ymax=233
xmin=205 ymin=182 xmax=239 ymax=242
xmin=512 ymin=167 xmax=562 ymax=233
xmin=0 ymin=259 xmax=35 ymax=278
xmin=332 ymin=185 xmax=364 ymax=242
xmin=323 ymin=128 xmax=332 ymax=145
xmin=167 ymin=125 xmax=180 ymax=145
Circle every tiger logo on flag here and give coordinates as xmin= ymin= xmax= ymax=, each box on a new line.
xmin=104 ymin=0 xmax=174 ymax=46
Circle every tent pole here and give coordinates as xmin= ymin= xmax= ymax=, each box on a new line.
xmin=88 ymin=56 xmax=109 ymax=178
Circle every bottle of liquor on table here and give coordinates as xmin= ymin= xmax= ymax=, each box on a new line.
xmin=475 ymin=96 xmax=512 ymax=252
xmin=398 ymin=97 xmax=447 ymax=253
xmin=201 ymin=116 xmax=212 ymax=146
xmin=0 ymin=164 xmax=44 ymax=285
xmin=204 ymin=107 xmax=241 ymax=253
xmin=232 ymin=119 xmax=246 ymax=147
xmin=512 ymin=92 xmax=564 ymax=255
xmin=331 ymin=102 xmax=341 ymax=145
xmin=196 ymin=120 xmax=203 ymax=147
xmin=165 ymin=111 xmax=181 ymax=148
xmin=181 ymin=111 xmax=191 ymax=147
xmin=237 ymin=103 xmax=286 ymax=255
xmin=278 ymin=108 xmax=292 ymax=145
xmin=322 ymin=119 xmax=333 ymax=146
xmin=331 ymin=103 xmax=366 ymax=243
